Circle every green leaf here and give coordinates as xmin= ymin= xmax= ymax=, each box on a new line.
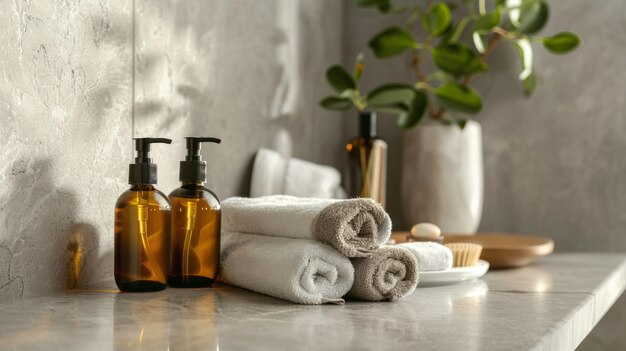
xmin=369 ymin=103 xmax=410 ymax=114
xmin=436 ymin=21 xmax=457 ymax=44
xmin=512 ymin=39 xmax=533 ymax=81
xmin=397 ymin=90 xmax=427 ymax=129
xmin=428 ymin=70 xmax=455 ymax=83
xmin=456 ymin=119 xmax=468 ymax=129
xmin=435 ymin=83 xmax=483 ymax=113
xmin=326 ymin=65 xmax=355 ymax=93
xmin=522 ymin=72 xmax=536 ymax=95
xmin=354 ymin=0 xmax=386 ymax=7
xmin=518 ymin=0 xmax=549 ymax=34
xmin=432 ymin=43 xmax=487 ymax=77
xmin=368 ymin=27 xmax=417 ymax=58
xmin=472 ymin=32 xmax=488 ymax=53
xmin=473 ymin=9 xmax=501 ymax=33
xmin=366 ymin=83 xmax=416 ymax=107
xmin=542 ymin=32 xmax=580 ymax=54
xmin=508 ymin=0 xmax=522 ymax=26
xmin=422 ymin=3 xmax=452 ymax=37
xmin=376 ymin=1 xmax=391 ymax=13
xmin=320 ymin=96 xmax=352 ymax=111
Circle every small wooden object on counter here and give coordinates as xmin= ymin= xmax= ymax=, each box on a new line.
xmin=391 ymin=232 xmax=555 ymax=269
xmin=445 ymin=243 xmax=483 ymax=267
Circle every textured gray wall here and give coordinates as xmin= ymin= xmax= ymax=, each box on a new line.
xmin=345 ymin=0 xmax=626 ymax=349
xmin=0 ymin=0 xmax=132 ymax=304
xmin=475 ymin=2 xmax=626 ymax=350
xmin=134 ymin=0 xmax=345 ymax=197
xmin=0 ymin=0 xmax=344 ymax=304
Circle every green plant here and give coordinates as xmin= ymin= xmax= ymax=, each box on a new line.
xmin=320 ymin=0 xmax=580 ymax=128
xmin=320 ymin=54 xmax=428 ymax=128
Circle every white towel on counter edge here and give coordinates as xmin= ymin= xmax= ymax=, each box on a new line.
xmin=250 ymin=148 xmax=345 ymax=199
xmin=220 ymin=232 xmax=355 ymax=304
xmin=397 ymin=242 xmax=453 ymax=272
xmin=222 ymin=195 xmax=338 ymax=240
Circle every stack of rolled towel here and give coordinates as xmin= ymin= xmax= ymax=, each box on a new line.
xmin=220 ymin=195 xmax=418 ymax=304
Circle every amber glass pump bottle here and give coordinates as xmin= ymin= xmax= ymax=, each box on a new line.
xmin=115 ymin=138 xmax=172 ymax=292
xmin=169 ymin=137 xmax=222 ymax=288
xmin=346 ymin=112 xmax=388 ymax=207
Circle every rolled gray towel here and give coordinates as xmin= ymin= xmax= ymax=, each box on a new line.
xmin=222 ymin=195 xmax=392 ymax=257
xmin=347 ymin=246 xmax=419 ymax=301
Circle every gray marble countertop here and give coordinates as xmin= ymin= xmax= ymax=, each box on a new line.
xmin=1 ymin=253 xmax=625 ymax=351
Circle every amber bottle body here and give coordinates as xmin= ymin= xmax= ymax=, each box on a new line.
xmin=345 ymin=112 xmax=387 ymax=207
xmin=114 ymin=184 xmax=171 ymax=292
xmin=169 ymin=182 xmax=221 ymax=288
xmin=346 ymin=136 xmax=388 ymax=208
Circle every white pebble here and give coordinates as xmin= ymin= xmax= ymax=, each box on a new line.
xmin=410 ymin=223 xmax=441 ymax=240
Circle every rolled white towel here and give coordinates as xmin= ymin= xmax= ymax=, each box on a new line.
xmin=221 ymin=232 xmax=354 ymax=304
xmin=250 ymin=148 xmax=344 ymax=199
xmin=222 ymin=195 xmax=392 ymax=257
xmin=397 ymin=242 xmax=453 ymax=272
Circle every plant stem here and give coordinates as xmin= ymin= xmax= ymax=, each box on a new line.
xmin=353 ymin=89 xmax=367 ymax=111
xmin=449 ymin=17 xmax=472 ymax=43
xmin=463 ymin=33 xmax=501 ymax=85
xmin=493 ymin=26 xmax=521 ymax=40
xmin=410 ymin=49 xmax=437 ymax=118
xmin=405 ymin=6 xmax=421 ymax=28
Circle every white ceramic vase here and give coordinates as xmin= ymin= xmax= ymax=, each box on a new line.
xmin=401 ymin=120 xmax=483 ymax=234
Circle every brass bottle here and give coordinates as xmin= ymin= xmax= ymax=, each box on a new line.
xmin=346 ymin=112 xmax=387 ymax=207
xmin=114 ymin=138 xmax=172 ymax=292
xmin=169 ymin=137 xmax=221 ymax=288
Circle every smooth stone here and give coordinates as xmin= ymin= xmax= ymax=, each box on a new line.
xmin=410 ymin=222 xmax=442 ymax=240
xmin=0 ymin=253 xmax=624 ymax=351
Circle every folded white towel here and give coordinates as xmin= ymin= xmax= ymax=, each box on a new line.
xmin=397 ymin=242 xmax=453 ymax=271
xmin=222 ymin=195 xmax=392 ymax=257
xmin=250 ymin=148 xmax=344 ymax=199
xmin=220 ymin=232 xmax=354 ymax=304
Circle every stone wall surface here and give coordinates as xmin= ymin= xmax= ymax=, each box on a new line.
xmin=0 ymin=0 xmax=344 ymax=304
xmin=134 ymin=0 xmax=345 ymax=196
xmin=344 ymin=0 xmax=626 ymax=349
xmin=0 ymin=0 xmax=133 ymax=304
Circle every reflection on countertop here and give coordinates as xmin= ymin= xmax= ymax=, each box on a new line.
xmin=0 ymin=253 xmax=625 ymax=351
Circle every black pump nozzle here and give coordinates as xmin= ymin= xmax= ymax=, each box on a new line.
xmin=359 ymin=111 xmax=377 ymax=139
xmin=180 ymin=137 xmax=221 ymax=183
xmin=129 ymin=138 xmax=172 ymax=185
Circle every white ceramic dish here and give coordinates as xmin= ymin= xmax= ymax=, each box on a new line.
xmin=418 ymin=260 xmax=490 ymax=287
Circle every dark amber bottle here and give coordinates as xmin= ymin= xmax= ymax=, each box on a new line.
xmin=169 ymin=137 xmax=221 ymax=288
xmin=346 ymin=112 xmax=387 ymax=207
xmin=114 ymin=138 xmax=172 ymax=292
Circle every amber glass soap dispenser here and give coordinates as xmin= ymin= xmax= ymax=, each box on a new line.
xmin=169 ymin=137 xmax=222 ymax=288
xmin=115 ymin=138 xmax=172 ymax=292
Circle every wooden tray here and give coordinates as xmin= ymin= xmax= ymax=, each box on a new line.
xmin=391 ymin=232 xmax=554 ymax=269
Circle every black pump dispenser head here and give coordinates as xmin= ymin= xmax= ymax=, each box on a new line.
xmin=359 ymin=111 xmax=377 ymax=139
xmin=129 ymin=138 xmax=172 ymax=185
xmin=180 ymin=137 xmax=221 ymax=183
